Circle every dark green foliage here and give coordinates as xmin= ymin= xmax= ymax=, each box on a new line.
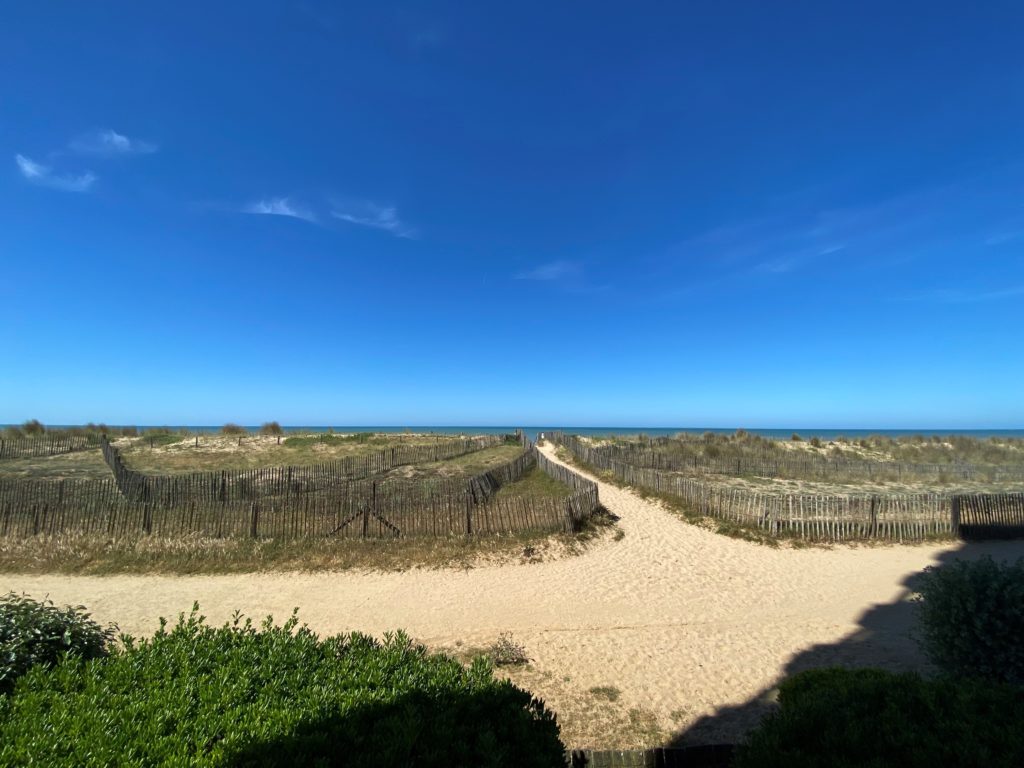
xmin=120 ymin=425 xmax=139 ymax=437
xmin=0 ymin=606 xmax=564 ymax=767
xmin=258 ymin=421 xmax=284 ymax=436
xmin=0 ymin=593 xmax=115 ymax=695
xmin=283 ymin=431 xmax=375 ymax=447
xmin=221 ymin=423 xmax=247 ymax=435
xmin=734 ymin=668 xmax=1024 ymax=768
xmin=21 ymin=419 xmax=45 ymax=435
xmin=790 ymin=432 xmax=802 ymax=441
xmin=915 ymin=556 xmax=1024 ymax=685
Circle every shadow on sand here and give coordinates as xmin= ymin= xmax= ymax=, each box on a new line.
xmin=668 ymin=536 xmax=1024 ymax=749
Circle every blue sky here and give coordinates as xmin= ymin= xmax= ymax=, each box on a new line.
xmin=2 ymin=2 xmax=1022 ymax=428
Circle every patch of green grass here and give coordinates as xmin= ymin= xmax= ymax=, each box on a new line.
xmin=589 ymin=686 xmax=621 ymax=702
xmin=493 ymin=467 xmax=572 ymax=500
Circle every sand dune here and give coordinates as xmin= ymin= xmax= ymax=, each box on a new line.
xmin=5 ymin=443 xmax=1022 ymax=747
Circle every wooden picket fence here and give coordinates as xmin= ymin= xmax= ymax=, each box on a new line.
xmin=553 ymin=432 xmax=1024 ymax=483
xmin=546 ymin=433 xmax=1024 ymax=542
xmin=0 ymin=433 xmax=100 ymax=460
xmin=99 ymin=434 xmax=510 ymax=503
xmin=0 ymin=446 xmax=602 ymax=541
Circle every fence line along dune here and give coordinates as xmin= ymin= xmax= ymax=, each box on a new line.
xmin=0 ymin=444 xmax=601 ymax=541
xmin=8 ymin=442 xmax=1023 ymax=749
xmin=546 ymin=433 xmax=1024 ymax=542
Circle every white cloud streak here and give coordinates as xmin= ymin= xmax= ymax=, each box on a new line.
xmin=242 ymin=197 xmax=316 ymax=223
xmin=14 ymin=154 xmax=96 ymax=192
xmin=515 ymin=260 xmax=582 ymax=281
xmin=331 ymin=203 xmax=414 ymax=238
xmin=70 ymin=129 xmax=157 ymax=155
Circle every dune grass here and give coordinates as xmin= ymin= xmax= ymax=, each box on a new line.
xmin=116 ymin=432 xmax=509 ymax=474
xmin=0 ymin=449 xmax=113 ymax=481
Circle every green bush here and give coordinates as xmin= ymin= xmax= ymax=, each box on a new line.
xmin=915 ymin=556 xmax=1024 ymax=685
xmin=0 ymin=593 xmax=116 ymax=695
xmin=0 ymin=606 xmax=563 ymax=767
xmin=221 ymin=423 xmax=247 ymax=435
xmin=259 ymin=421 xmax=284 ymax=436
xmin=20 ymin=419 xmax=44 ymax=436
xmin=734 ymin=668 xmax=1024 ymax=768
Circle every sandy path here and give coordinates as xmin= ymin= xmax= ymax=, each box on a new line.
xmin=4 ymin=443 xmax=1022 ymax=746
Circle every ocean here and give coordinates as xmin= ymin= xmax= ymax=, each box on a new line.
xmin=22 ymin=425 xmax=1023 ymax=444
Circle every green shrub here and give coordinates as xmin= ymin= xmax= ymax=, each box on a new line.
xmin=20 ymin=419 xmax=44 ymax=436
xmin=734 ymin=668 xmax=1024 ymax=768
xmin=915 ymin=556 xmax=1024 ymax=685
xmin=0 ymin=606 xmax=563 ymax=767
xmin=259 ymin=421 xmax=284 ymax=436
xmin=221 ymin=423 xmax=247 ymax=435
xmin=0 ymin=593 xmax=116 ymax=695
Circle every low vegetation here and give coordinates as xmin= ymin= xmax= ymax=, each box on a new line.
xmin=489 ymin=632 xmax=530 ymax=666
xmin=0 ymin=513 xmax=617 ymax=575
xmin=593 ymin=430 xmax=1024 ymax=470
xmin=915 ymin=555 xmax=1024 ymax=686
xmin=114 ymin=431 xmax=503 ymax=474
xmin=0 ymin=606 xmax=565 ymax=767
xmin=734 ymin=668 xmax=1024 ymax=767
xmin=0 ymin=593 xmax=117 ymax=694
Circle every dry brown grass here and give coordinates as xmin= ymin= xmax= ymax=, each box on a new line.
xmin=0 ymin=518 xmax=615 ymax=576
xmin=437 ymin=641 xmax=667 ymax=749
xmin=115 ymin=432 xmax=490 ymax=474
xmin=0 ymin=449 xmax=112 ymax=480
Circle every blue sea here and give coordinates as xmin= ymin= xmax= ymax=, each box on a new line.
xmin=24 ymin=425 xmax=1024 ymax=444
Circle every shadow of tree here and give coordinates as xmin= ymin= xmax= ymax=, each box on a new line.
xmin=223 ymin=686 xmax=564 ymax=768
xmin=668 ymin=537 xmax=1024 ymax=748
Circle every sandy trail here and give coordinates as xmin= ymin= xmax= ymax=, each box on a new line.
xmin=4 ymin=443 xmax=1022 ymax=746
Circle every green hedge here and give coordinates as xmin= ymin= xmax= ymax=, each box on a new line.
xmin=916 ymin=555 xmax=1024 ymax=685
xmin=734 ymin=668 xmax=1024 ymax=768
xmin=0 ymin=592 xmax=116 ymax=695
xmin=0 ymin=606 xmax=563 ymax=767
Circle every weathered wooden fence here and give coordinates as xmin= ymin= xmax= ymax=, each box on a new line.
xmin=0 ymin=445 xmax=602 ymax=540
xmin=0 ymin=434 xmax=100 ymax=460
xmin=956 ymin=494 xmax=1024 ymax=540
xmin=551 ymin=433 xmax=1024 ymax=483
xmin=546 ymin=433 xmax=1024 ymax=542
xmin=99 ymin=434 xmax=510 ymax=503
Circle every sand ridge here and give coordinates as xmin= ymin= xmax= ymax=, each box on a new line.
xmin=4 ymin=443 xmax=1023 ymax=747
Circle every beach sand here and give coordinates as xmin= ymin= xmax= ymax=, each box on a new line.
xmin=5 ymin=442 xmax=1022 ymax=748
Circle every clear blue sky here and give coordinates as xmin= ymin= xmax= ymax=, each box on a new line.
xmin=2 ymin=2 xmax=1022 ymax=428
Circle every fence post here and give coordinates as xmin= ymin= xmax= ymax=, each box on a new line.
xmin=950 ymin=495 xmax=961 ymax=538
xmin=870 ymin=496 xmax=878 ymax=538
xmin=466 ymin=495 xmax=473 ymax=536
xmin=250 ymin=502 xmax=259 ymax=538
xmin=143 ymin=503 xmax=152 ymax=535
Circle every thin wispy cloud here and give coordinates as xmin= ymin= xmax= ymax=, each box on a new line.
xmin=515 ymin=260 xmax=582 ymax=281
xmin=70 ymin=129 xmax=157 ymax=155
xmin=331 ymin=202 xmax=414 ymax=238
xmin=14 ymin=154 xmax=96 ymax=192
xmin=242 ymin=197 xmax=316 ymax=223
xmin=985 ymin=230 xmax=1021 ymax=246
